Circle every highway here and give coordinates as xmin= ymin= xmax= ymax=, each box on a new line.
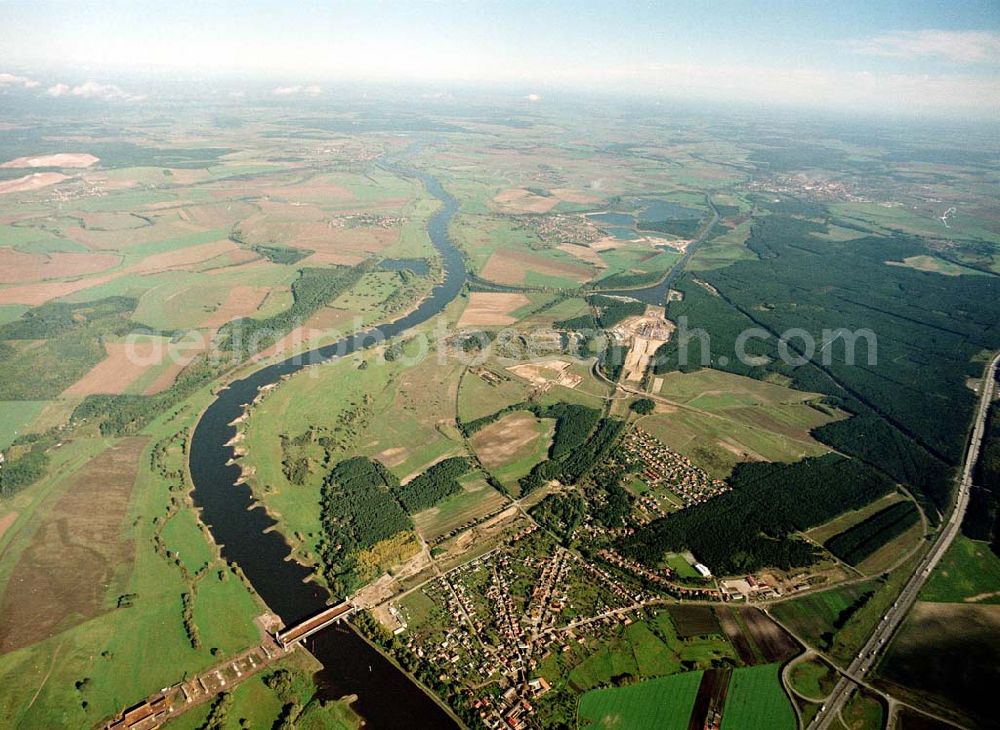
xmin=809 ymin=351 xmax=1000 ymax=729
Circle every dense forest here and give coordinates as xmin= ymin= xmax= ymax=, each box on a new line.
xmin=813 ymin=415 xmax=953 ymax=517
xmin=319 ymin=454 xmax=480 ymax=590
xmin=652 ymin=215 xmax=1000 ymax=514
xmin=396 ymin=456 xmax=471 ymax=513
xmin=620 ymin=454 xmax=895 ymax=574
xmin=0 ymin=434 xmax=52 ymax=497
xmin=966 ymin=397 xmax=1000 ymax=555
xmin=519 ymin=417 xmax=627 ymax=494
xmin=824 ymin=501 xmax=919 ymax=565
xmin=319 ymin=457 xmax=412 ymax=593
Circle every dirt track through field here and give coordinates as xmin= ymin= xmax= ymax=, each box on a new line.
xmin=0 ymin=437 xmax=148 ymax=653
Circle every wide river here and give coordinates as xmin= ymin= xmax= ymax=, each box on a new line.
xmin=188 ymin=161 xmax=464 ymax=728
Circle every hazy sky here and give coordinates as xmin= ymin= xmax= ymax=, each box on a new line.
xmin=1 ymin=0 xmax=998 ymax=118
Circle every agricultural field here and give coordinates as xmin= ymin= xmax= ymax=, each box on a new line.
xmin=920 ymin=536 xmax=1000 ymax=604
xmin=577 ymin=671 xmax=703 ymax=730
xmin=718 ymin=664 xmax=796 ymax=730
xmin=411 ymin=473 xmax=508 ymax=542
xmin=876 ymin=602 xmax=1000 ymax=729
xmin=468 ymin=410 xmax=554 ymax=486
xmin=0 ymin=385 xmax=266 ymax=728
xmin=771 ymin=582 xmax=877 ymax=655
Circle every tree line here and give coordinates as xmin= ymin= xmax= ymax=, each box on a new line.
xmin=397 ymin=456 xmax=471 ymax=512
xmin=824 ymin=501 xmax=919 ymax=566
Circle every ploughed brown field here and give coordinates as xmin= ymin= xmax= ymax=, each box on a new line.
xmin=0 ymin=249 xmax=122 ymax=284
xmin=668 ymin=604 xmax=722 ymax=638
xmin=716 ymin=607 xmax=800 ymax=664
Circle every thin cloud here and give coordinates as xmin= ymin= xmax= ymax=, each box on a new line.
xmin=45 ymin=80 xmax=143 ymax=101
xmin=846 ymin=30 xmax=1000 ymax=64
xmin=273 ymin=84 xmax=322 ymax=96
xmin=0 ymin=72 xmax=40 ymax=88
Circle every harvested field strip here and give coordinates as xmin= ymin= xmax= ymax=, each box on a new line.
xmin=688 ymin=667 xmax=732 ymax=730
xmin=716 ymin=608 xmax=757 ymax=664
xmin=61 ymin=338 xmax=174 ymax=396
xmin=0 ymin=437 xmax=148 ymax=653
xmin=738 ymin=607 xmax=800 ymax=663
xmin=716 ymin=607 xmax=799 ymax=665
xmin=457 ymin=292 xmax=531 ymax=326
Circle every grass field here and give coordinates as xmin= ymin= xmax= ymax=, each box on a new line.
xmin=0 ymin=400 xmax=49 ymax=449
xmin=166 ymin=649 xmax=360 ymax=730
xmin=771 ymin=582 xmax=876 ymax=652
xmin=577 ymin=671 xmax=703 ymax=730
xmin=920 ymin=536 xmax=1000 ymax=604
xmin=788 ymin=656 xmax=838 ymax=701
xmin=411 ymin=474 xmax=508 ymax=542
xmin=642 ymin=368 xmax=841 ymax=477
xmin=841 ymin=690 xmax=884 ymax=730
xmin=456 ymin=368 xmax=535 ymax=422
xmin=469 ymin=410 xmax=553 ymax=486
xmin=775 ymin=553 xmax=924 ymax=667
xmin=665 ymin=553 xmax=700 ymax=578
xmin=719 ymin=664 xmax=795 ymax=730
xmin=689 ymin=220 xmax=754 ymax=270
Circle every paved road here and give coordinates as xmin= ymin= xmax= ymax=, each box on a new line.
xmin=809 ymin=351 xmax=1000 ymax=729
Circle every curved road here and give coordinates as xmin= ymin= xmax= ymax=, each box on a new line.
xmin=809 ymin=351 xmax=1000 ymax=729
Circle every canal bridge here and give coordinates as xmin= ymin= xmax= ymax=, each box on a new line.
xmin=275 ymin=601 xmax=356 ymax=648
